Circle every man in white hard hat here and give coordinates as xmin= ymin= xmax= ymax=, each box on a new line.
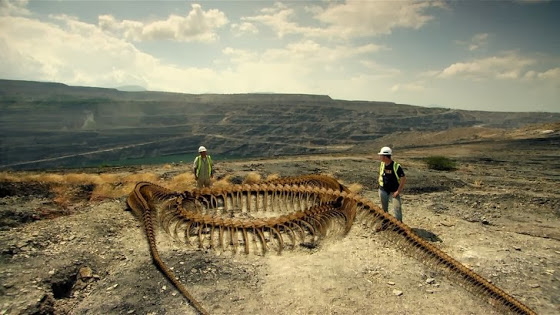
xmin=377 ymin=146 xmax=406 ymax=226
xmin=193 ymin=146 xmax=213 ymax=188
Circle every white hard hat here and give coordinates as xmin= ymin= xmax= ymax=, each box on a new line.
xmin=198 ymin=146 xmax=207 ymax=153
xmin=377 ymin=146 xmax=392 ymax=155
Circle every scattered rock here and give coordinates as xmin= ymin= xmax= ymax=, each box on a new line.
xmin=106 ymin=284 xmax=118 ymax=291
xmin=78 ymin=266 xmax=93 ymax=280
xmin=393 ymin=289 xmax=403 ymax=296
xmin=24 ymin=294 xmax=55 ymax=315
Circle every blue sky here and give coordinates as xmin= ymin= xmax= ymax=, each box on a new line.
xmin=1 ymin=0 xmax=558 ymax=112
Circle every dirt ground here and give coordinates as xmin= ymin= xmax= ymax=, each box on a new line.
xmin=1 ymin=133 xmax=559 ymax=315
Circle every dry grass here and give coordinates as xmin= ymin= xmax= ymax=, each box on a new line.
xmin=213 ymin=175 xmax=233 ymax=189
xmin=0 ymin=169 xmax=357 ymax=203
xmin=243 ymin=172 xmax=262 ymax=184
xmin=122 ymin=173 xmax=159 ymax=183
xmin=0 ymin=172 xmax=19 ymax=182
xmin=64 ymin=173 xmax=103 ymax=185
xmin=0 ymin=170 xmax=197 ymax=201
xmin=51 ymin=184 xmax=73 ymax=207
xmin=346 ymin=183 xmax=363 ymax=193
xmin=167 ymin=172 xmax=196 ymax=191
xmin=36 ymin=174 xmax=65 ymax=183
xmin=91 ymin=183 xmax=126 ymax=200
xmin=265 ymin=173 xmax=280 ymax=181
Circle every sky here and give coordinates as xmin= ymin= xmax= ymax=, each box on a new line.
xmin=0 ymin=0 xmax=559 ymax=112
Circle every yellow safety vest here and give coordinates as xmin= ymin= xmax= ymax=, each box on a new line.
xmin=195 ymin=155 xmax=212 ymax=177
xmin=378 ymin=161 xmax=401 ymax=187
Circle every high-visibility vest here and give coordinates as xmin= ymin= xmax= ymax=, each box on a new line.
xmin=195 ymin=155 xmax=212 ymax=177
xmin=378 ymin=161 xmax=401 ymax=187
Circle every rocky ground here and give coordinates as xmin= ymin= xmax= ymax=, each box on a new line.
xmin=1 ymin=129 xmax=559 ymax=315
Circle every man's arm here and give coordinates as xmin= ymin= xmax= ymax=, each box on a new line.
xmin=193 ymin=157 xmax=198 ymax=179
xmin=393 ymin=176 xmax=406 ymax=198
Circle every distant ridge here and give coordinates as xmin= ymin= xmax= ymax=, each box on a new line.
xmin=116 ymin=85 xmax=147 ymax=92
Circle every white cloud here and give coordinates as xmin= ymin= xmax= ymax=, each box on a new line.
xmin=315 ymin=0 xmax=444 ymax=37
xmin=0 ymin=15 xmax=149 ymax=85
xmin=524 ymin=70 xmax=537 ymax=79
xmin=527 ymin=67 xmax=560 ymax=88
xmin=242 ymin=0 xmax=445 ymax=39
xmin=437 ymin=53 xmax=536 ymax=80
xmin=231 ymin=22 xmax=258 ymax=37
xmin=0 ymin=0 xmax=29 ymax=16
xmin=455 ymin=33 xmax=489 ymax=51
xmin=0 ymin=11 xmax=375 ymax=97
xmin=391 ymin=82 xmax=426 ymax=93
xmin=0 ymin=14 xmax=225 ymax=92
xmin=98 ymin=4 xmax=228 ymax=42
xmin=242 ymin=3 xmax=307 ymax=38
xmin=222 ymin=47 xmax=257 ymax=64
xmin=255 ymin=40 xmax=384 ymax=69
xmin=214 ymin=40 xmax=391 ymax=94
xmin=537 ymin=67 xmax=560 ymax=80
xmin=0 ymin=5 xmax=389 ymax=98
xmin=360 ymin=60 xmax=401 ymax=78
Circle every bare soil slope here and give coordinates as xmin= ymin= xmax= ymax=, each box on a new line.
xmin=1 ymin=126 xmax=559 ymax=315
xmin=3 ymin=79 xmax=560 ymax=170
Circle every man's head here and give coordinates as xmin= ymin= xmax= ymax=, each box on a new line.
xmin=198 ymin=146 xmax=207 ymax=156
xmin=377 ymin=146 xmax=392 ymax=162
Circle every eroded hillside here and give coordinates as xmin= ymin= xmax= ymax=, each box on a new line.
xmin=2 ymin=79 xmax=559 ymax=170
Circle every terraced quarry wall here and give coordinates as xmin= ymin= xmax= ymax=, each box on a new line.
xmin=1 ymin=79 xmax=559 ymax=170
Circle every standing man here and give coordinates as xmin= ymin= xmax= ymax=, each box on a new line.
xmin=377 ymin=146 xmax=406 ymax=223
xmin=193 ymin=146 xmax=213 ymax=188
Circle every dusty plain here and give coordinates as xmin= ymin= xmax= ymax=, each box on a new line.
xmin=1 ymin=125 xmax=559 ymax=315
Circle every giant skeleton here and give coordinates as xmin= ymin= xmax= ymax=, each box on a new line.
xmin=127 ymin=175 xmax=535 ymax=315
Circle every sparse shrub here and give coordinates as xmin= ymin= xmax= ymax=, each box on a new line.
xmin=0 ymin=170 xmax=172 ymax=202
xmin=64 ymin=173 xmax=96 ymax=184
xmin=51 ymin=184 xmax=72 ymax=206
xmin=347 ymin=183 xmax=363 ymax=193
xmin=243 ymin=172 xmax=261 ymax=184
xmin=114 ymin=182 xmax=138 ymax=198
xmin=0 ymin=172 xmax=19 ymax=182
xmin=123 ymin=173 xmax=159 ymax=183
xmin=36 ymin=173 xmax=64 ymax=183
xmin=265 ymin=173 xmax=280 ymax=181
xmin=424 ymin=156 xmax=457 ymax=171
xmin=213 ymin=175 xmax=233 ymax=189
xmin=168 ymin=172 xmax=196 ymax=190
xmin=99 ymin=173 xmax=120 ymax=183
xmin=27 ymin=174 xmax=42 ymax=182
xmin=90 ymin=183 xmax=115 ymax=200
